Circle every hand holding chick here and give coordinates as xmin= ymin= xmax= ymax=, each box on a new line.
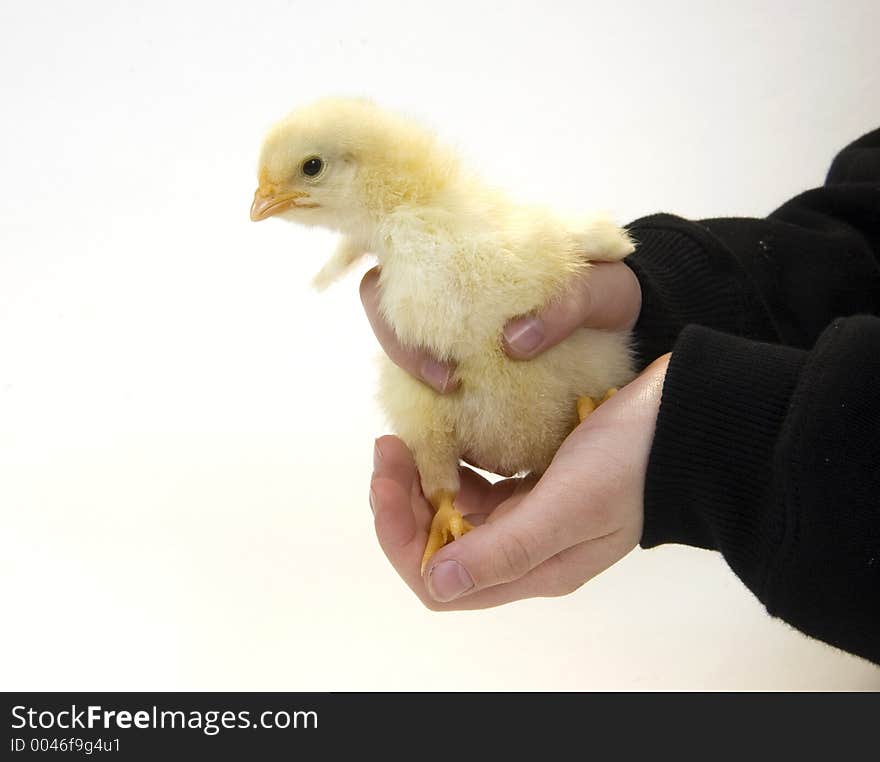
xmin=359 ymin=260 xmax=642 ymax=396
xmin=371 ymin=355 xmax=670 ymax=607
xmin=251 ymin=98 xmax=637 ymax=572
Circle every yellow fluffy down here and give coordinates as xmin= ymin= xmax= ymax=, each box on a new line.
xmin=255 ymin=97 xmax=637 ymax=499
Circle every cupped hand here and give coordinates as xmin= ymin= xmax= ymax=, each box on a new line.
xmin=359 ymin=261 xmax=642 ymax=393
xmin=369 ymin=354 xmax=670 ymax=610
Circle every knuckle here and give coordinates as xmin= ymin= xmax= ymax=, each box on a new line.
xmin=492 ymin=529 xmax=535 ymax=582
xmin=548 ymin=286 xmax=589 ymax=334
xmin=569 ymin=271 xmax=595 ymax=317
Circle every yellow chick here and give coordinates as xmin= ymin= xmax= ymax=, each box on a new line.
xmin=251 ymin=98 xmax=636 ymax=570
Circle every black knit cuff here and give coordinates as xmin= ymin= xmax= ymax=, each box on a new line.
xmin=641 ymin=325 xmax=807 ymax=594
xmin=625 ymin=214 xmax=776 ymax=369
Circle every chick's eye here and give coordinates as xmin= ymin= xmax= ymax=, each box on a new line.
xmin=302 ymin=157 xmax=324 ymax=177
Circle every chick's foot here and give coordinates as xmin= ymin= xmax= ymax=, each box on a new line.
xmin=577 ymin=388 xmax=618 ymax=423
xmin=421 ymin=490 xmax=474 ymax=573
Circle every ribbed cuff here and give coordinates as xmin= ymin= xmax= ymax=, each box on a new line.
xmin=641 ymin=325 xmax=807 ymax=594
xmin=625 ymin=214 xmax=776 ymax=368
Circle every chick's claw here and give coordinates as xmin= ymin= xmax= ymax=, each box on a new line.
xmin=577 ymin=387 xmax=618 ymax=423
xmin=577 ymin=396 xmax=596 ymax=422
xmin=601 ymin=387 xmax=619 ymax=403
xmin=421 ymin=490 xmax=474 ymax=573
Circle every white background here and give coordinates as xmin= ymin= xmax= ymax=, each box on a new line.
xmin=2 ymin=0 xmax=879 ymax=690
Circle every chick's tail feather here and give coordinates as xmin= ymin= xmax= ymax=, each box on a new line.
xmin=573 ymin=214 xmax=636 ymax=262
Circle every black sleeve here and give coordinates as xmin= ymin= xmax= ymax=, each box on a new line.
xmin=625 ymin=128 xmax=880 ymax=367
xmin=623 ymin=129 xmax=880 ymax=664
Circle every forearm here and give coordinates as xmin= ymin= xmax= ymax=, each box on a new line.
xmin=643 ymin=318 xmax=880 ymax=664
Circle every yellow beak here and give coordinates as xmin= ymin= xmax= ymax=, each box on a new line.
xmin=250 ymin=188 xmax=313 ymax=221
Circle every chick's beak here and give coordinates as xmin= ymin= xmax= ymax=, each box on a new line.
xmin=250 ymin=187 xmax=312 ymax=221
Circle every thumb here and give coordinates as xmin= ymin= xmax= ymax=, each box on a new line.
xmin=502 ymin=262 xmax=641 ymax=359
xmin=419 ymin=363 xmax=662 ymax=603
xmin=422 ymin=474 xmax=589 ymax=602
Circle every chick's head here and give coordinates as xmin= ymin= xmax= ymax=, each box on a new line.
xmin=251 ymin=98 xmax=456 ymax=234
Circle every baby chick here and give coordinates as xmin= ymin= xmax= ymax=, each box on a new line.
xmin=251 ymin=98 xmax=636 ymax=570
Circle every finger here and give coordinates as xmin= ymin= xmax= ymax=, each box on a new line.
xmin=370 ymin=436 xmax=494 ymax=600
xmin=426 ymin=529 xmax=634 ymax=610
xmin=360 ymin=267 xmax=459 ymax=393
xmin=372 ymin=434 xmax=417 ymax=493
xmin=371 ymin=472 xmax=433 ymax=601
xmin=369 ymin=441 xmax=609 ymax=612
xmin=371 ymin=435 xmax=423 ymax=549
xmin=370 ymin=435 xmax=445 ymax=604
xmin=371 ymin=466 xmax=518 ymax=610
xmin=372 ymin=435 xmax=494 ymax=519
xmin=502 ymin=261 xmax=642 ymax=359
xmin=421 ymin=427 xmax=633 ymax=602
xmin=369 ymin=462 xmax=541 ymax=611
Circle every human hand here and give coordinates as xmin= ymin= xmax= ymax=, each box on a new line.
xmin=359 ymin=261 xmax=642 ymax=393
xmin=369 ymin=354 xmax=670 ymax=609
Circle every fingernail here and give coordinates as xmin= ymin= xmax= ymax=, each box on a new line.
xmin=373 ymin=439 xmax=383 ymax=470
xmin=369 ymin=487 xmax=377 ymax=515
xmin=420 ymin=358 xmax=452 ymax=393
xmin=503 ymin=317 xmax=544 ymax=356
xmin=426 ymin=559 xmax=474 ymax=602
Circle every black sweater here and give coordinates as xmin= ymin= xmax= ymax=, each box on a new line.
xmin=625 ymin=128 xmax=880 ymax=665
